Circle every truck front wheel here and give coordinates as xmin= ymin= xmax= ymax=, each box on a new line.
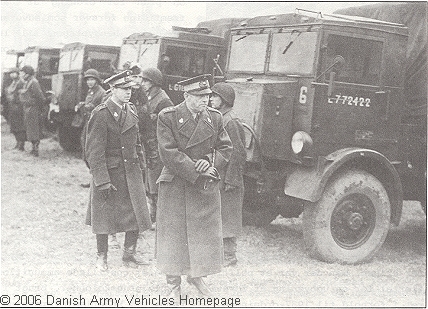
xmin=58 ymin=124 xmax=82 ymax=152
xmin=303 ymin=169 xmax=390 ymax=264
xmin=242 ymin=176 xmax=279 ymax=226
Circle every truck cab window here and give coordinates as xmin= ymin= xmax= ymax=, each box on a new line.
xmin=325 ymin=34 xmax=383 ymax=85
xmin=229 ymin=33 xmax=269 ymax=73
xmin=269 ymin=31 xmax=318 ymax=75
xmin=164 ymin=46 xmax=206 ymax=77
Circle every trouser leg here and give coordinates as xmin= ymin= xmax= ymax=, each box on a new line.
xmin=96 ymin=234 xmax=108 ymax=271
xmin=30 ymin=140 xmax=40 ymax=157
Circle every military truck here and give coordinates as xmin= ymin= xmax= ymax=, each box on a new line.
xmin=50 ymin=42 xmax=120 ymax=151
xmin=118 ymin=25 xmax=229 ymax=104
xmin=21 ymin=46 xmax=60 ymax=93
xmin=224 ymin=8 xmax=426 ymax=264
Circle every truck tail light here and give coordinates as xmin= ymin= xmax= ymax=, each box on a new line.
xmin=291 ymin=131 xmax=313 ymax=155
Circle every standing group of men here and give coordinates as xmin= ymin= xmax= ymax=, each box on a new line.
xmin=60 ymin=63 xmax=247 ymax=298
xmin=3 ymin=65 xmax=47 ymax=156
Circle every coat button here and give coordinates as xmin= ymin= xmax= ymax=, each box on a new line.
xmin=124 ymin=159 xmax=127 ymax=162
xmin=121 ymin=146 xmax=125 ymax=149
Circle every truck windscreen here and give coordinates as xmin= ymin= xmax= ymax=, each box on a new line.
xmin=269 ymin=31 xmax=318 ymax=75
xmin=229 ymin=33 xmax=269 ymax=72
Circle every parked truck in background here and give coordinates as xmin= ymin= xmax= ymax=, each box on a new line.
xmin=223 ymin=4 xmax=426 ymax=264
xmin=21 ymin=46 xmax=60 ymax=93
xmin=118 ymin=20 xmax=243 ymax=104
xmin=50 ymin=42 xmax=120 ymax=151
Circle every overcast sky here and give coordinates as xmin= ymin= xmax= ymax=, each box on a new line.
xmin=1 ymin=1 xmax=372 ymax=66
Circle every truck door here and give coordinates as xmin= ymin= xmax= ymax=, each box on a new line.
xmin=312 ymin=33 xmax=400 ymax=159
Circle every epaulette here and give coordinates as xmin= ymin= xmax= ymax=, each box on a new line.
xmin=94 ymin=103 xmax=107 ymax=111
xmin=162 ymin=106 xmax=176 ymax=113
xmin=207 ymin=106 xmax=221 ymax=115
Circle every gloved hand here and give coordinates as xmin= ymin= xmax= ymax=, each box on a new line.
xmin=224 ymin=184 xmax=237 ymax=192
xmin=97 ymin=183 xmax=117 ymax=200
xmin=149 ymin=113 xmax=157 ymax=121
xmin=199 ymin=166 xmax=220 ymax=181
xmin=195 ymin=159 xmax=210 ymax=173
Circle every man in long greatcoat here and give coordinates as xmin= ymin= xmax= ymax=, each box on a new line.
xmin=85 ymin=70 xmax=152 ymax=271
xmin=156 ymin=74 xmax=232 ymax=299
xmin=18 ymin=65 xmax=46 ymax=156
xmin=210 ymin=82 xmax=246 ymax=267
xmin=140 ymin=67 xmax=173 ymax=224
xmin=4 ymin=67 xmax=26 ymax=150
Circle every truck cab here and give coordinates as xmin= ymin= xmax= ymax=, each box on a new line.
xmin=118 ymin=28 xmax=226 ymax=104
xmin=21 ymin=46 xmax=60 ymax=93
xmin=225 ymin=10 xmax=420 ymax=264
xmin=51 ymin=42 xmax=120 ymax=151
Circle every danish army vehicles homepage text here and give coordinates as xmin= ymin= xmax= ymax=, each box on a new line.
xmin=226 ymin=10 xmax=426 ymax=264
xmin=51 ymin=42 xmax=120 ymax=151
xmin=118 ymin=27 xmax=226 ymax=104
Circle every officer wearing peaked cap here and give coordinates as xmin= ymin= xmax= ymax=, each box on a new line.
xmin=155 ymin=74 xmax=232 ymax=299
xmin=85 ymin=70 xmax=152 ymax=271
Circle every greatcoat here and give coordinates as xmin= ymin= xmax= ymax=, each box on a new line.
xmin=6 ymin=78 xmax=26 ymax=135
xmin=18 ymin=76 xmax=45 ymax=141
xmin=219 ymin=108 xmax=246 ymax=238
xmin=80 ymin=84 xmax=106 ymax=160
xmin=139 ymin=86 xmax=174 ymax=194
xmin=156 ymin=102 xmax=232 ymax=278
xmin=85 ymin=98 xmax=151 ymax=234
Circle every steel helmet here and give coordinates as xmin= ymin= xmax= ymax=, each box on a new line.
xmin=141 ymin=68 xmax=163 ymax=86
xmin=211 ymin=82 xmax=235 ymax=107
xmin=21 ymin=65 xmax=35 ymax=76
xmin=83 ymin=69 xmax=101 ymax=83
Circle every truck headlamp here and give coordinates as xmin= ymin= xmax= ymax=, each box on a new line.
xmin=291 ymin=131 xmax=313 ymax=155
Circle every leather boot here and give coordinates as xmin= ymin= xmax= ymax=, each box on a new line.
xmin=122 ymin=245 xmax=149 ymax=268
xmin=223 ymin=252 xmax=238 ymax=267
xmin=30 ymin=141 xmax=39 ymax=157
xmin=166 ymin=276 xmax=181 ymax=304
xmin=18 ymin=141 xmax=25 ymax=151
xmin=187 ymin=276 xmax=213 ymax=297
xmin=96 ymin=252 xmax=108 ymax=272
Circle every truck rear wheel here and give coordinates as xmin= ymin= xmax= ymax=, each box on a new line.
xmin=58 ymin=124 xmax=82 ymax=152
xmin=303 ymin=169 xmax=390 ymax=264
xmin=242 ymin=176 xmax=279 ymax=226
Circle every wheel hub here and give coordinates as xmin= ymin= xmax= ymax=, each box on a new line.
xmin=330 ymin=194 xmax=376 ymax=249
xmin=347 ymin=212 xmax=363 ymax=230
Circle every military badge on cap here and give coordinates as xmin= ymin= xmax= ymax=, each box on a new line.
xmin=177 ymin=74 xmax=212 ymax=95
xmin=104 ymin=70 xmax=136 ymax=88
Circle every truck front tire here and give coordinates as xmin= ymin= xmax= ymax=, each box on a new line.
xmin=58 ymin=124 xmax=82 ymax=152
xmin=303 ymin=169 xmax=391 ymax=264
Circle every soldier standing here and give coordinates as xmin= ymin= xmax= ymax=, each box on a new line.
xmin=18 ymin=65 xmax=46 ymax=157
xmin=156 ymin=74 xmax=232 ymax=298
xmin=76 ymin=69 xmax=106 ymax=161
xmin=5 ymin=67 xmax=26 ymax=151
xmin=140 ymin=68 xmax=173 ymax=224
xmin=210 ymin=83 xmax=246 ymax=267
xmin=85 ymin=70 xmax=152 ymax=271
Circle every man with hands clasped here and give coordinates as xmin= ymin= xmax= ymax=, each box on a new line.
xmin=155 ymin=75 xmax=232 ymax=299
xmin=85 ymin=70 xmax=152 ymax=271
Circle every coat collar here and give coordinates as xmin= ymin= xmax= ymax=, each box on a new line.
xmin=105 ymin=99 xmax=138 ymax=133
xmin=175 ymin=102 xmax=215 ymax=149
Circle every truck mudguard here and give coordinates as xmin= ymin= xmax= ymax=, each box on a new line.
xmin=284 ymin=147 xmax=403 ymax=225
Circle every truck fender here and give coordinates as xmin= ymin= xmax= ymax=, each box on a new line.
xmin=284 ymin=147 xmax=403 ymax=225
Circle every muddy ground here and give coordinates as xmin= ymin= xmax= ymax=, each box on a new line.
xmin=1 ymin=118 xmax=426 ymax=307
